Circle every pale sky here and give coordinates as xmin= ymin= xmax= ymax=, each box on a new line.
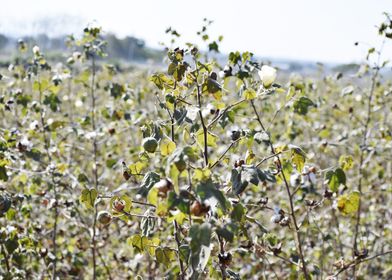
xmin=1 ymin=0 xmax=392 ymax=63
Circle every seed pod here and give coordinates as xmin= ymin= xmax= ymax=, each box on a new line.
xmin=174 ymin=158 xmax=187 ymax=172
xmin=0 ymin=195 xmax=11 ymax=215
xmin=122 ymin=161 xmax=131 ymax=181
xmin=231 ymin=130 xmax=241 ymax=141
xmin=190 ymin=200 xmax=210 ymax=216
xmin=123 ymin=171 xmax=131 ymax=181
xmin=259 ymin=197 xmax=268 ymax=205
xmin=323 ymin=189 xmax=333 ymax=199
xmin=209 ymin=72 xmax=217 ymax=80
xmin=112 ymin=199 xmax=125 ymax=212
xmin=108 ymin=128 xmax=116 ymax=135
xmin=142 ymin=137 xmax=158 ymax=153
xmin=155 ymin=178 xmax=173 ymax=198
xmin=218 ymin=252 xmax=232 ymax=267
xmin=98 ymin=211 xmax=112 ymax=225
xmin=279 ymin=216 xmax=290 ymax=227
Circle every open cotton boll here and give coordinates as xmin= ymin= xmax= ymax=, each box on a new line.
xmin=32 ymin=45 xmax=40 ymax=55
xmin=258 ymin=65 xmax=277 ymax=87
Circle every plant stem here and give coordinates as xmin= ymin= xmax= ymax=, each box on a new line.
xmin=207 ymin=98 xmax=246 ymax=129
xmin=174 ymin=221 xmax=185 ymax=279
xmin=251 ymin=100 xmax=310 ymax=280
xmin=194 ymin=58 xmax=208 ymax=166
xmin=97 ymin=249 xmax=113 ymax=280
xmin=334 ymin=249 xmax=392 ymax=277
xmin=210 ymin=138 xmax=241 ymax=169
xmin=90 ymin=55 xmax=99 ymax=280
xmin=352 ymin=65 xmax=379 ymax=278
xmin=218 ymin=235 xmax=227 ymax=280
xmin=2 ymin=244 xmax=10 ymax=274
xmin=38 ymin=81 xmax=59 ymax=280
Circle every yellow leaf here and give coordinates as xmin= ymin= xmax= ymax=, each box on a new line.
xmin=337 ymin=191 xmax=360 ymax=215
xmin=168 ymin=211 xmax=187 ymax=225
xmin=193 ymin=168 xmax=211 ymax=182
xmin=245 ymin=150 xmax=256 ymax=165
xmin=147 ymin=187 xmax=159 ymax=206
xmin=243 ymin=88 xmax=257 ymax=100
xmin=339 ymin=155 xmax=354 ymax=171
xmin=196 ymin=129 xmax=217 ymax=148
xmin=129 ymin=162 xmax=145 ymax=175
xmin=160 ymin=139 xmax=176 ymax=156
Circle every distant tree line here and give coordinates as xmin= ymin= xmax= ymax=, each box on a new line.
xmin=0 ymin=33 xmax=163 ymax=62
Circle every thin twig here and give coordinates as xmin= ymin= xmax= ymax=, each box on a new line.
xmin=255 ymin=152 xmax=282 ymax=168
xmin=333 ymin=249 xmax=392 ymax=277
xmin=1 ymin=244 xmax=10 ymax=274
xmin=210 ymin=138 xmax=241 ymax=169
xmin=194 ymin=58 xmax=209 ymax=166
xmin=207 ymin=99 xmax=246 ymax=129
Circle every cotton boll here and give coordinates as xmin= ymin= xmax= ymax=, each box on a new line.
xmin=258 ymin=65 xmax=277 ymax=87
xmin=32 ymin=45 xmax=40 ymax=54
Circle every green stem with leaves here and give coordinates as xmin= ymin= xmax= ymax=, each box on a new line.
xmin=352 ymin=62 xmax=379 ymax=277
xmin=251 ymin=100 xmax=310 ymax=280
xmin=38 ymin=81 xmax=59 ymax=280
xmin=89 ymin=55 xmax=99 ymax=280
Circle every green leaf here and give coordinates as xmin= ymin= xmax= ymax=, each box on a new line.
xmin=5 ymin=238 xmax=19 ymax=254
xmin=290 ymin=145 xmax=306 ymax=172
xmin=196 ymin=179 xmax=227 ymax=211
xmin=337 ymin=191 xmax=360 ymax=215
xmin=109 ymin=82 xmax=124 ymax=99
xmin=231 ymin=165 xmax=268 ymax=195
xmin=231 ymin=203 xmax=245 ymax=222
xmin=0 ymin=194 xmax=11 ymax=215
xmin=139 ymin=171 xmax=160 ymax=197
xmin=293 ymin=96 xmax=315 ymax=115
xmin=0 ymin=164 xmax=8 ymax=181
xmin=208 ymin=41 xmax=219 ymax=52
xmin=141 ymin=214 xmax=156 ymax=236
xmin=128 ymin=234 xmax=143 ymax=252
xmin=80 ymin=188 xmax=97 ymax=209
xmin=325 ymin=168 xmax=346 ymax=192
xmin=189 ymin=223 xmax=212 ymax=275
xmin=156 ymin=247 xmax=176 ymax=267
xmin=231 ymin=168 xmax=247 ymax=195
xmin=43 ymin=93 xmax=61 ymax=112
